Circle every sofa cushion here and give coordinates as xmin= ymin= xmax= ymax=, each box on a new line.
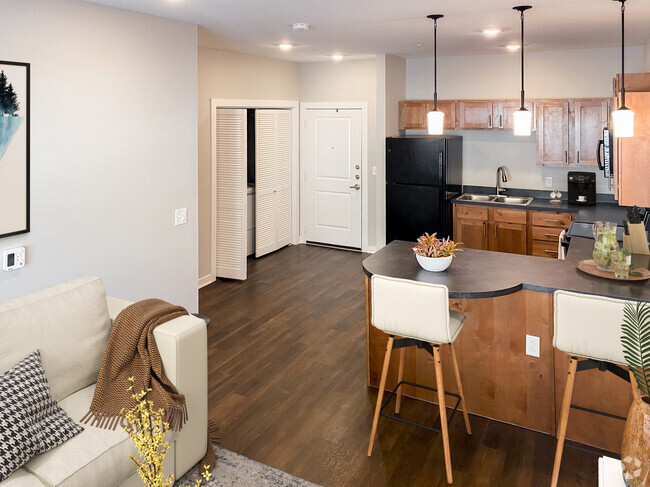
xmin=0 ymin=351 xmax=83 ymax=482
xmin=24 ymin=385 xmax=137 ymax=487
xmin=0 ymin=469 xmax=43 ymax=486
xmin=0 ymin=278 xmax=111 ymax=401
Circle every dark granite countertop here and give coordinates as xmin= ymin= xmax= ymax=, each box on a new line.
xmin=363 ymin=240 xmax=649 ymax=302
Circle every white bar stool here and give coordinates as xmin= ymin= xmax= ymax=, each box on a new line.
xmin=367 ymin=275 xmax=472 ymax=485
xmin=552 ymin=290 xmax=640 ymax=487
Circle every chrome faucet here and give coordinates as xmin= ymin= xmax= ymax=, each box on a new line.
xmin=496 ymin=166 xmax=508 ymax=195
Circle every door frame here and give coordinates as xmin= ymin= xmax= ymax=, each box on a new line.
xmin=299 ymin=102 xmax=369 ymax=252
xmin=208 ymin=99 xmax=300 ymax=287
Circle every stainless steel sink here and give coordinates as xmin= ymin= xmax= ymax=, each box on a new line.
xmin=456 ymin=193 xmax=496 ymax=202
xmin=457 ymin=193 xmax=533 ymax=206
xmin=492 ymin=195 xmax=534 ymax=206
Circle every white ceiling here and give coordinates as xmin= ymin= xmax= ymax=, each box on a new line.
xmin=84 ymin=0 xmax=650 ymax=62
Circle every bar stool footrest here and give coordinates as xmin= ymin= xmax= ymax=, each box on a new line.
xmin=379 ymin=380 xmax=462 ymax=434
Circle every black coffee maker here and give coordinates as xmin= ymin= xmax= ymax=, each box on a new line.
xmin=567 ymin=171 xmax=596 ymax=205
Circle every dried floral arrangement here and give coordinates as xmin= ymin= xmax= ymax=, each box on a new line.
xmin=122 ymin=377 xmax=212 ymax=487
xmin=412 ymin=232 xmax=462 ymax=258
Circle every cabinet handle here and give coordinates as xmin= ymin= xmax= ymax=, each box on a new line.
xmin=565 ymin=151 xmax=568 ymax=163
xmin=544 ymin=233 xmax=560 ymax=238
xmin=544 ymin=219 xmax=560 ymax=223
xmin=544 ymin=250 xmax=559 ymax=254
xmin=494 ymin=225 xmax=497 ymax=238
xmin=577 ymin=150 xmax=580 ymax=163
xmin=488 ymin=115 xmax=492 ymax=129
xmin=483 ymin=221 xmax=486 ymax=237
xmin=499 ymin=115 xmax=503 ymax=128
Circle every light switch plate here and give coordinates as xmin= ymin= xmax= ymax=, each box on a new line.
xmin=3 ymin=247 xmax=25 ymax=271
xmin=526 ymin=334 xmax=540 ymax=358
xmin=545 ymin=177 xmax=553 ymax=188
xmin=175 ymin=208 xmax=188 ymax=226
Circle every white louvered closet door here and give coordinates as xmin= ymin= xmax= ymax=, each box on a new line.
xmin=215 ymin=108 xmax=247 ymax=280
xmin=255 ymin=109 xmax=292 ymax=258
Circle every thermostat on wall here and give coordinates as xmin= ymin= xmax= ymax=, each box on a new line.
xmin=3 ymin=247 xmax=25 ymax=271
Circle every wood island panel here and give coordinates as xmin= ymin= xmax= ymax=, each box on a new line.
xmin=366 ymin=275 xmax=556 ymax=435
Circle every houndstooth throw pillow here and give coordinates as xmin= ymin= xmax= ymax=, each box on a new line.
xmin=0 ymin=350 xmax=84 ymax=481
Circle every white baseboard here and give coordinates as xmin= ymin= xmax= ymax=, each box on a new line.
xmin=363 ymin=246 xmax=379 ymax=254
xmin=198 ymin=274 xmax=215 ymax=289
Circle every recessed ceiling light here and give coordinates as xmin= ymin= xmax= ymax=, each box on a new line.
xmin=332 ymin=54 xmax=344 ymax=61
xmin=277 ymin=43 xmax=294 ymax=50
xmin=482 ymin=28 xmax=503 ymax=36
xmin=506 ymin=44 xmax=521 ymax=51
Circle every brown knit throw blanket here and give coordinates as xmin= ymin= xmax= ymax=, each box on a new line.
xmin=81 ymin=299 xmax=218 ymax=471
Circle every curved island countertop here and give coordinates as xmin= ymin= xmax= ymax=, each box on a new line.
xmin=362 ymin=240 xmax=650 ymax=301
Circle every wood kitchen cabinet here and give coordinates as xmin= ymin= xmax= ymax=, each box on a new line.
xmin=528 ymin=210 xmax=575 ymax=258
xmin=494 ymin=101 xmax=535 ymax=131
xmin=488 ymin=208 xmax=527 ymax=255
xmin=572 ymin=100 xmax=609 ymax=166
xmin=459 ymin=101 xmax=494 ymax=129
xmin=454 ymin=205 xmax=488 ymax=249
xmin=615 ymin=91 xmax=650 ymax=207
xmin=535 ymin=100 xmax=570 ymax=165
xmin=398 ymin=100 xmax=456 ymax=130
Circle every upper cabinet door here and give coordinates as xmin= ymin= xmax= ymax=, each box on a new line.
xmin=535 ymin=100 xmax=569 ymax=165
xmin=398 ymin=101 xmax=428 ymax=130
xmin=432 ymin=100 xmax=457 ymax=130
xmin=459 ymin=101 xmax=494 ymax=129
xmin=573 ymin=100 xmax=608 ymax=166
xmin=496 ymin=101 xmax=535 ymax=131
xmin=618 ymin=92 xmax=650 ymax=207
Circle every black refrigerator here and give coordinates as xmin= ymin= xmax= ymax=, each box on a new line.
xmin=386 ymin=136 xmax=462 ymax=244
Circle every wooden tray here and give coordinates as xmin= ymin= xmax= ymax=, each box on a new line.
xmin=576 ymin=259 xmax=650 ymax=281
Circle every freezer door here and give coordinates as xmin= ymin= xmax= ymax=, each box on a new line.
xmin=386 ymin=137 xmax=446 ymax=186
xmin=386 ymin=183 xmax=448 ymax=243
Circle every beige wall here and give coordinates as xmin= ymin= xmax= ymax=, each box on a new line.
xmin=406 ymin=46 xmax=646 ymax=194
xmin=646 ymin=41 xmax=650 ymax=71
xmin=0 ymin=0 xmax=199 ymax=310
xmin=299 ymin=59 xmax=379 ymax=248
xmin=197 ymin=48 xmax=300 ymax=281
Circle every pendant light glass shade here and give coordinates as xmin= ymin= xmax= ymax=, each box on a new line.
xmin=427 ymin=110 xmax=445 ymax=135
xmin=612 ymin=106 xmax=634 ymax=137
xmin=427 ymin=14 xmax=444 ymax=135
xmin=513 ymin=108 xmax=532 ymax=136
xmin=613 ymin=0 xmax=634 ymax=137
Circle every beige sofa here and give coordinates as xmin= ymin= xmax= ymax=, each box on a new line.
xmin=0 ymin=277 xmax=208 ymax=487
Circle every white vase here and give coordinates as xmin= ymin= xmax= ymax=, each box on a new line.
xmin=415 ymin=254 xmax=453 ymax=272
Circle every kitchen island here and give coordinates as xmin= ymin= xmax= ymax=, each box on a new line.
xmin=363 ymin=241 xmax=649 ymax=453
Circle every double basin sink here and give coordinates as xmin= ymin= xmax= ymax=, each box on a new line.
xmin=456 ymin=193 xmax=534 ymax=206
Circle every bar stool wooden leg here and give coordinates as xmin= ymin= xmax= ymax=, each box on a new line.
xmin=395 ymin=347 xmax=406 ymax=414
xmin=450 ymin=343 xmax=471 ymax=435
xmin=368 ymin=336 xmax=394 ymax=457
xmin=551 ymin=356 xmax=579 ymax=487
xmin=433 ymin=344 xmax=453 ymax=484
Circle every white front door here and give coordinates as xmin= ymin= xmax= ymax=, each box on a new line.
xmin=304 ymin=109 xmax=362 ymax=249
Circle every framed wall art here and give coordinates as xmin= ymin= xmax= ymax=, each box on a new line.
xmin=0 ymin=60 xmax=30 ymax=238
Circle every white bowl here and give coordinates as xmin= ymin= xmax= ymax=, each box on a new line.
xmin=415 ymin=254 xmax=453 ymax=272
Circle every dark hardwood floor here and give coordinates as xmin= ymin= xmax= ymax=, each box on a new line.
xmin=200 ymin=244 xmax=599 ymax=486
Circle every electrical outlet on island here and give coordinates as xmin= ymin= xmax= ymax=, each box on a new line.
xmin=526 ymin=335 xmax=540 ymax=358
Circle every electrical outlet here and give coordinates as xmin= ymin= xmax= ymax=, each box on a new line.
xmin=372 ymin=166 xmax=377 ymax=176
xmin=526 ymin=335 xmax=540 ymax=358
xmin=175 ymin=208 xmax=188 ymax=226
xmin=545 ymin=177 xmax=553 ymax=188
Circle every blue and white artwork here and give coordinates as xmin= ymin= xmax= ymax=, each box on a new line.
xmin=0 ymin=61 xmax=29 ymax=238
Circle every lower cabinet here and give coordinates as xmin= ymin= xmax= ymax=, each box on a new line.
xmin=453 ymin=204 xmax=575 ymax=258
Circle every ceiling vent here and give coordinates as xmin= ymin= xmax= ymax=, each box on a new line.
xmin=292 ymin=23 xmax=311 ymax=32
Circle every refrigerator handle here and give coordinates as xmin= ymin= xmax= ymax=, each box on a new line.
xmin=438 ymin=151 xmax=444 ymax=181
xmin=596 ymin=139 xmax=604 ymax=171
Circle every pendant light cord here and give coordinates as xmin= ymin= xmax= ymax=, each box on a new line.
xmin=520 ymin=10 xmax=525 ymax=109
xmin=434 ymin=17 xmax=438 ymax=111
xmin=620 ymin=0 xmax=626 ymax=108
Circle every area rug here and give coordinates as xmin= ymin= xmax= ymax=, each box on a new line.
xmin=176 ymin=444 xmax=320 ymax=487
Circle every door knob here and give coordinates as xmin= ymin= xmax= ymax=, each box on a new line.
xmin=349 ymin=184 xmax=360 ymax=190
xmin=355 ymin=165 xmax=360 ymax=170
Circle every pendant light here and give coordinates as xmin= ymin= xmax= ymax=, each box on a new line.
xmin=611 ymin=0 xmax=634 ymax=137
xmin=427 ymin=14 xmax=444 ymax=135
xmin=513 ymin=6 xmax=532 ymax=136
